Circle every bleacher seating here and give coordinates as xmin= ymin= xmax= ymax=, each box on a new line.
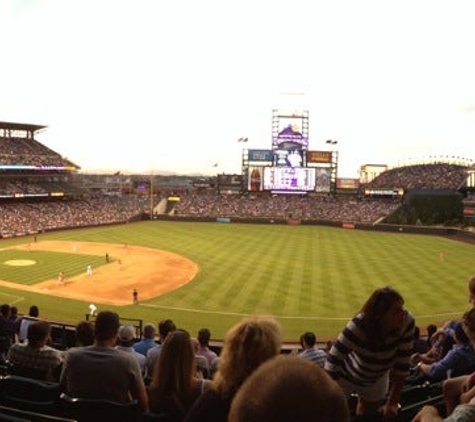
xmin=59 ymin=394 xmax=141 ymax=422
xmin=0 ymin=404 xmax=76 ymax=422
xmin=0 ymin=375 xmax=61 ymax=415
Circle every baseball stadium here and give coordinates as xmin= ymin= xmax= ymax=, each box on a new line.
xmin=2 ymin=113 xmax=475 ymax=421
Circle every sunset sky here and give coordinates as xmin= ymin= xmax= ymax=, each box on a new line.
xmin=1 ymin=0 xmax=475 ymax=177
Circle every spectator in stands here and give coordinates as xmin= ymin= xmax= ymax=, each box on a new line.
xmin=469 ymin=275 xmax=475 ymax=306
xmin=146 ymin=319 xmax=176 ymax=380
xmin=0 ymin=304 xmax=11 ymax=361
xmin=413 ymin=326 xmax=430 ymax=354
xmin=325 ymin=286 xmax=415 ymax=421
xmin=413 ymin=308 xmax=475 ymax=422
xmin=228 ymin=355 xmax=349 ymax=422
xmin=16 ymin=305 xmax=39 ymax=343
xmin=427 ymin=324 xmax=438 ymax=349
xmin=196 ymin=328 xmax=218 ymax=368
xmin=133 ymin=323 xmax=157 ymax=357
xmin=6 ymin=305 xmax=18 ymax=344
xmin=60 ymin=311 xmax=148 ymax=410
xmin=7 ymin=320 xmax=63 ymax=381
xmin=74 ymin=321 xmax=94 ymax=347
xmin=147 ymin=329 xmax=212 ymax=420
xmin=297 ymin=331 xmax=327 ymax=367
xmin=191 ymin=337 xmax=210 ymax=379
xmin=115 ymin=325 xmax=146 ymax=375
xmin=415 ymin=322 xmax=475 ymax=382
xmin=184 ymin=316 xmax=282 ymax=422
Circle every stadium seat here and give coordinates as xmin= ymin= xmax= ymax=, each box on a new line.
xmin=142 ymin=411 xmax=173 ymax=421
xmin=7 ymin=363 xmax=48 ymax=381
xmin=59 ymin=394 xmax=141 ymax=422
xmin=400 ymin=380 xmax=443 ymax=407
xmin=0 ymin=375 xmax=61 ymax=415
xmin=0 ymin=404 xmax=77 ymax=422
xmin=397 ymin=394 xmax=446 ymax=422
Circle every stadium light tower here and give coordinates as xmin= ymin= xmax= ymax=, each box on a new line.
xmin=325 ymin=140 xmax=339 ymax=193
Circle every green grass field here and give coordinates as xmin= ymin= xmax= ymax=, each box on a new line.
xmin=0 ymin=220 xmax=474 ymax=340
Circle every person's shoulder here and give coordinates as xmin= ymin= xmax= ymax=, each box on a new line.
xmin=146 ymin=344 xmax=161 ymax=357
xmin=8 ymin=342 xmax=24 ymax=352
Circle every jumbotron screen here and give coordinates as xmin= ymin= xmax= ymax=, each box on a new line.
xmin=263 ymin=167 xmax=316 ymax=191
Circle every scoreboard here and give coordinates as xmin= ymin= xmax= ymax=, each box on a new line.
xmin=247 ymin=149 xmax=332 ymax=194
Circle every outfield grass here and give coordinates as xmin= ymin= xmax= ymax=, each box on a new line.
xmin=0 ymin=221 xmax=474 ymax=340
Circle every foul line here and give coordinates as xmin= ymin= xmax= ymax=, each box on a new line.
xmin=141 ymin=303 xmax=463 ymax=321
xmin=0 ymin=292 xmax=25 ymax=305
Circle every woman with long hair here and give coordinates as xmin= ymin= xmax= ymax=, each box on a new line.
xmin=184 ymin=316 xmax=282 ymax=422
xmin=147 ymin=329 xmax=212 ymax=420
xmin=325 ymin=286 xmax=415 ymax=421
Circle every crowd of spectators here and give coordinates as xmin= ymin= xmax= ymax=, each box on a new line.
xmin=174 ymin=193 xmax=401 ymax=224
xmin=2 ymin=277 xmax=475 ymax=422
xmin=0 ymin=136 xmax=76 ymax=168
xmin=367 ymin=163 xmax=468 ymax=191
xmin=0 ymin=196 xmax=143 ymax=238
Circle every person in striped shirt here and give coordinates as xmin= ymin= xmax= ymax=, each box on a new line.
xmin=297 ymin=331 xmax=327 ymax=368
xmin=324 ymin=286 xmax=415 ymax=421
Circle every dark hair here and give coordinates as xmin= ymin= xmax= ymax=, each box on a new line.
xmin=158 ymin=319 xmax=176 ymax=339
xmin=94 ymin=311 xmax=120 ymax=342
xmin=143 ymin=323 xmax=156 ymax=339
xmin=463 ymin=308 xmax=475 ymax=342
xmin=469 ymin=275 xmax=475 ymax=296
xmin=414 ymin=326 xmax=420 ymax=339
xmin=76 ymin=321 xmax=95 ymax=346
xmin=300 ymin=332 xmax=316 ymax=348
xmin=361 ymin=286 xmax=404 ymax=320
xmin=0 ymin=304 xmax=10 ymax=317
xmin=29 ymin=305 xmax=39 ymax=318
xmin=361 ymin=286 xmax=404 ymax=339
xmin=198 ymin=328 xmax=211 ymax=346
xmin=27 ymin=321 xmax=50 ymax=346
xmin=427 ymin=324 xmax=437 ymax=339
xmin=454 ymin=322 xmax=470 ymax=344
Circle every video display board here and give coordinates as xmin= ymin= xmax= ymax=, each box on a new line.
xmin=306 ymin=151 xmax=333 ymax=164
xmin=315 ymin=167 xmax=332 ymax=193
xmin=273 ymin=149 xmax=305 ymax=167
xmin=248 ymin=166 xmax=264 ymax=191
xmin=247 ymin=149 xmax=274 ymax=163
xmin=263 ymin=167 xmax=316 ymax=192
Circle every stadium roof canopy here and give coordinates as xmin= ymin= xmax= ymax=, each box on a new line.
xmin=0 ymin=121 xmax=47 ymax=132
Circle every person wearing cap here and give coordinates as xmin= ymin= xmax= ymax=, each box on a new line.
xmin=415 ymin=322 xmax=475 ymax=382
xmin=133 ymin=323 xmax=157 ymax=357
xmin=116 ymin=324 xmax=146 ymax=375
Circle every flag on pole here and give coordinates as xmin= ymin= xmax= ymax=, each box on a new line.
xmin=237 ymin=137 xmax=248 ymax=142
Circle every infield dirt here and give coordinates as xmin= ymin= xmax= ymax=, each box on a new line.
xmin=0 ymin=241 xmax=198 ymax=306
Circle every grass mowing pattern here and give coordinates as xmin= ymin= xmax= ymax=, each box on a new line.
xmin=0 ymin=250 xmax=108 ymax=284
xmin=0 ymin=221 xmax=474 ymax=339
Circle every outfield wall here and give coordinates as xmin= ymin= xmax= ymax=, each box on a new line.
xmin=158 ymin=214 xmax=475 ymax=242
